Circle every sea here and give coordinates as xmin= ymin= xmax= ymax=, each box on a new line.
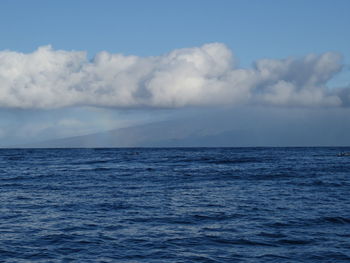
xmin=0 ymin=147 xmax=349 ymax=262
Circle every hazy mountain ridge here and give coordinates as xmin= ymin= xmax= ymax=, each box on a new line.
xmin=11 ymin=107 xmax=350 ymax=148
xmin=15 ymin=118 xmax=235 ymax=148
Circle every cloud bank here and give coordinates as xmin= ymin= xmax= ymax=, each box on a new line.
xmin=0 ymin=43 xmax=346 ymax=109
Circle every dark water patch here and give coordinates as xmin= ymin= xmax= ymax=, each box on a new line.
xmin=71 ymin=159 xmax=113 ymax=165
xmin=277 ymin=238 xmax=313 ymax=245
xmin=265 ymin=221 xmax=301 ymax=228
xmin=322 ymin=216 xmax=350 ymax=224
xmin=22 ymin=251 xmax=56 ymax=261
xmin=1 ymin=183 xmax=25 ymax=188
xmin=248 ymin=172 xmax=297 ymax=180
xmin=296 ymin=180 xmax=348 ymax=187
xmin=207 ymin=157 xmax=263 ymax=164
xmin=207 ymin=236 xmax=275 ymax=247
xmin=300 ymin=216 xmax=350 ymax=227
xmin=0 ymin=175 xmax=29 ymax=181
xmin=5 ymin=156 xmax=26 ymax=161
xmin=257 ymin=231 xmax=287 ymax=238
xmin=306 ymin=251 xmax=350 ymax=261
xmin=97 ymin=202 xmax=132 ymax=211
xmin=256 ymin=254 xmax=292 ymax=260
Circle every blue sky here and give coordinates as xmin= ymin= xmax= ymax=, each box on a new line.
xmin=0 ymin=0 xmax=349 ymax=146
xmin=1 ymin=0 xmax=349 ymax=65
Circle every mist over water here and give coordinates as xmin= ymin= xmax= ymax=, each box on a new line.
xmin=0 ymin=147 xmax=350 ymax=262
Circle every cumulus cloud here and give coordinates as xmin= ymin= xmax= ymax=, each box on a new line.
xmin=0 ymin=43 xmax=346 ymax=109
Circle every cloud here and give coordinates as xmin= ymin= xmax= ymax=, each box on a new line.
xmin=0 ymin=43 xmax=346 ymax=109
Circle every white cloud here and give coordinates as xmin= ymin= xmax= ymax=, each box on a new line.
xmin=0 ymin=43 xmax=345 ymax=109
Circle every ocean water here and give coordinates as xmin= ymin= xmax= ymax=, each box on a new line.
xmin=0 ymin=147 xmax=349 ymax=262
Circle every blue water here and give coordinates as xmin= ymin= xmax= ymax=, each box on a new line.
xmin=0 ymin=147 xmax=350 ymax=262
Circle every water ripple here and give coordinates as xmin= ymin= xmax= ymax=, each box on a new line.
xmin=0 ymin=147 xmax=349 ymax=262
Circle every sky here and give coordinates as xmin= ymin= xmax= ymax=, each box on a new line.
xmin=0 ymin=0 xmax=349 ymax=146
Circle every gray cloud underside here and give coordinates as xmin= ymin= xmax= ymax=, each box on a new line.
xmin=0 ymin=43 xmax=347 ymax=109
